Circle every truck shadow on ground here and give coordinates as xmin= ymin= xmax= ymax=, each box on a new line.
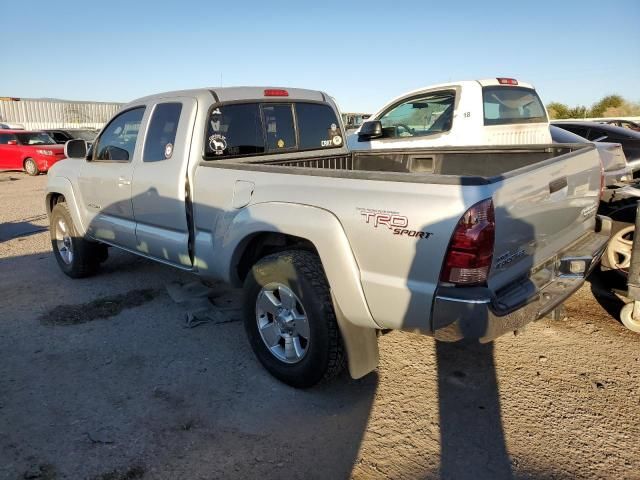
xmin=5 ymin=186 xmax=577 ymax=478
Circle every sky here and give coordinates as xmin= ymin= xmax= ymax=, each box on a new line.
xmin=2 ymin=0 xmax=639 ymax=113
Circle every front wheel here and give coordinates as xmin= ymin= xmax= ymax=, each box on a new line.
xmin=50 ymin=202 xmax=103 ymax=278
xmin=24 ymin=158 xmax=39 ymax=176
xmin=243 ymin=250 xmax=345 ymax=388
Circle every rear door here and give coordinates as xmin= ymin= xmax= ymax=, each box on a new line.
xmin=130 ymin=97 xmax=197 ymax=267
xmin=77 ymin=106 xmax=146 ymax=249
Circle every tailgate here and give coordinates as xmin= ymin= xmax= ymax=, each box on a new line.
xmin=488 ymin=144 xmax=601 ymax=291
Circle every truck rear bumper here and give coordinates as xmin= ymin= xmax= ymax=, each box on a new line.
xmin=431 ymin=217 xmax=611 ymax=343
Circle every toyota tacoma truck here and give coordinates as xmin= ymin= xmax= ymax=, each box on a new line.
xmin=348 ymin=78 xmax=552 ymax=150
xmin=46 ymin=86 xmax=609 ymax=388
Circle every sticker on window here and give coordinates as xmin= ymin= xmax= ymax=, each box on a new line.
xmin=209 ymin=134 xmax=227 ymax=155
xmin=277 ymin=139 xmax=285 ymax=148
xmin=164 ymin=143 xmax=173 ymax=159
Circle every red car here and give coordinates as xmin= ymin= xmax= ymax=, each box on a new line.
xmin=0 ymin=129 xmax=66 ymax=175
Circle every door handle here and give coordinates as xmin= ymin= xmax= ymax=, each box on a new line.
xmin=549 ymin=177 xmax=567 ymax=194
xmin=118 ymin=177 xmax=131 ymax=186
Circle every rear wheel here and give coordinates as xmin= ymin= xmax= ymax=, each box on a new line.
xmin=50 ymin=202 xmax=103 ymax=278
xmin=243 ymin=250 xmax=345 ymax=388
xmin=24 ymin=158 xmax=39 ymax=176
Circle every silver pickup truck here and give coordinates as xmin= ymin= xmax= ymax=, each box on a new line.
xmin=46 ymin=87 xmax=610 ymax=387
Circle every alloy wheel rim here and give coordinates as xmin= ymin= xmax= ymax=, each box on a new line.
xmin=255 ymin=283 xmax=310 ymax=364
xmin=606 ymin=225 xmax=634 ymax=273
xmin=55 ymin=218 xmax=73 ymax=265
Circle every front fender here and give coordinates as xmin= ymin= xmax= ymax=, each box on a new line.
xmin=45 ymin=175 xmax=86 ymax=236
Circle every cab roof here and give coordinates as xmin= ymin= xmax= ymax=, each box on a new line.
xmin=127 ymin=86 xmax=330 ymax=107
xmin=372 ymin=78 xmax=536 ymax=117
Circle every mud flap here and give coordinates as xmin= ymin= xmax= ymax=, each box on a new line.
xmin=331 ymin=293 xmax=379 ymax=379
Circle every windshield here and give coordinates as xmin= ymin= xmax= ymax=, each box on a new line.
xmin=70 ymin=130 xmax=98 ymax=141
xmin=15 ymin=132 xmax=56 ymax=145
xmin=483 ymin=86 xmax=547 ymax=126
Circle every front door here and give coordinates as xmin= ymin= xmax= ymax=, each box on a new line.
xmin=77 ymin=106 xmax=146 ymax=250
xmin=130 ymin=97 xmax=196 ymax=268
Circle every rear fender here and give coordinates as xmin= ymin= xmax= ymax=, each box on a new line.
xmin=207 ymin=202 xmax=380 ymax=378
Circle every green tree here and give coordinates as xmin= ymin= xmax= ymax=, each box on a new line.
xmin=568 ymin=105 xmax=588 ymax=118
xmin=590 ymin=95 xmax=624 ymax=117
xmin=546 ymin=102 xmax=571 ymax=119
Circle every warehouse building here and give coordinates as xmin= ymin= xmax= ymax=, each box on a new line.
xmin=0 ymin=97 xmax=123 ymax=130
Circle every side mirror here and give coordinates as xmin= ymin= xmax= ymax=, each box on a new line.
xmin=358 ymin=120 xmax=383 ymax=140
xmin=7 ymin=139 xmax=17 ymax=145
xmin=65 ymin=139 xmax=87 ymax=159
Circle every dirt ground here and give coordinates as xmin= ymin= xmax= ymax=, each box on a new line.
xmin=0 ymin=171 xmax=638 ymax=480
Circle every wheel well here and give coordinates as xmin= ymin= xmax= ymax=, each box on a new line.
xmin=47 ymin=193 xmax=66 ymax=215
xmin=235 ymin=232 xmax=318 ymax=284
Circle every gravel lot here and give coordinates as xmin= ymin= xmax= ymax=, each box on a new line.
xmin=1 ymin=171 xmax=638 ymax=480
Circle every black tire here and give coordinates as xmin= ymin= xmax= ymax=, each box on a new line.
xmin=243 ymin=250 xmax=345 ymax=388
xmin=50 ymin=202 xmax=103 ymax=278
xmin=24 ymin=158 xmax=39 ymax=176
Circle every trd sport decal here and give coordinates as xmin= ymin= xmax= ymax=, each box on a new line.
xmin=358 ymin=208 xmax=433 ymax=240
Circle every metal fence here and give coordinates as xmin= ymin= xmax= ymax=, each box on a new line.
xmin=0 ymin=99 xmax=123 ymax=130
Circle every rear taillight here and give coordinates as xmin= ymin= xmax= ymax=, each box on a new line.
xmin=497 ymin=77 xmax=518 ymax=85
xmin=441 ymin=198 xmax=495 ymax=285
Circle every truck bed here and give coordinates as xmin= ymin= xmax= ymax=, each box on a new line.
xmin=213 ymin=144 xmax=588 ymax=183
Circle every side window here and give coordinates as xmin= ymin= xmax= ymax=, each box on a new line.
xmin=50 ymin=132 xmax=67 ymax=143
xmin=586 ymin=128 xmax=608 ymax=141
xmin=143 ymin=103 xmax=183 ymax=162
xmin=94 ymin=107 xmax=145 ymax=162
xmin=0 ymin=133 xmax=14 ymax=144
xmin=560 ymin=125 xmax=588 ymax=138
xmin=295 ymin=103 xmax=343 ymax=149
xmin=378 ymin=91 xmax=455 ymax=139
xmin=262 ymin=104 xmax=296 ymax=151
xmin=205 ymin=103 xmax=264 ymax=158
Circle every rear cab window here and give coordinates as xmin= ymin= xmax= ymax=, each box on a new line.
xmin=483 ymin=87 xmax=547 ymax=125
xmin=204 ymin=101 xmax=341 ymax=159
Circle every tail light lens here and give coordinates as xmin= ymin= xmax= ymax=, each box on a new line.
xmin=441 ymin=198 xmax=495 ymax=285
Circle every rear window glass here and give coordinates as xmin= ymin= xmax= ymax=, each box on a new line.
xmin=483 ymin=87 xmax=547 ymax=125
xmin=262 ymin=104 xmax=296 ymax=151
xmin=204 ymin=102 xmax=342 ymax=159
xmin=144 ymin=102 xmax=183 ymax=162
xmin=296 ymin=103 xmax=343 ymax=149
xmin=205 ymin=103 xmax=265 ymax=157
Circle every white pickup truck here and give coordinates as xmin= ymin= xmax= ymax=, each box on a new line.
xmin=348 ymin=78 xmax=552 ymax=150
xmin=46 ymin=86 xmax=609 ymax=388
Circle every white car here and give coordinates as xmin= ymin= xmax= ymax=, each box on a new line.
xmin=349 ymin=78 xmax=551 ymax=150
